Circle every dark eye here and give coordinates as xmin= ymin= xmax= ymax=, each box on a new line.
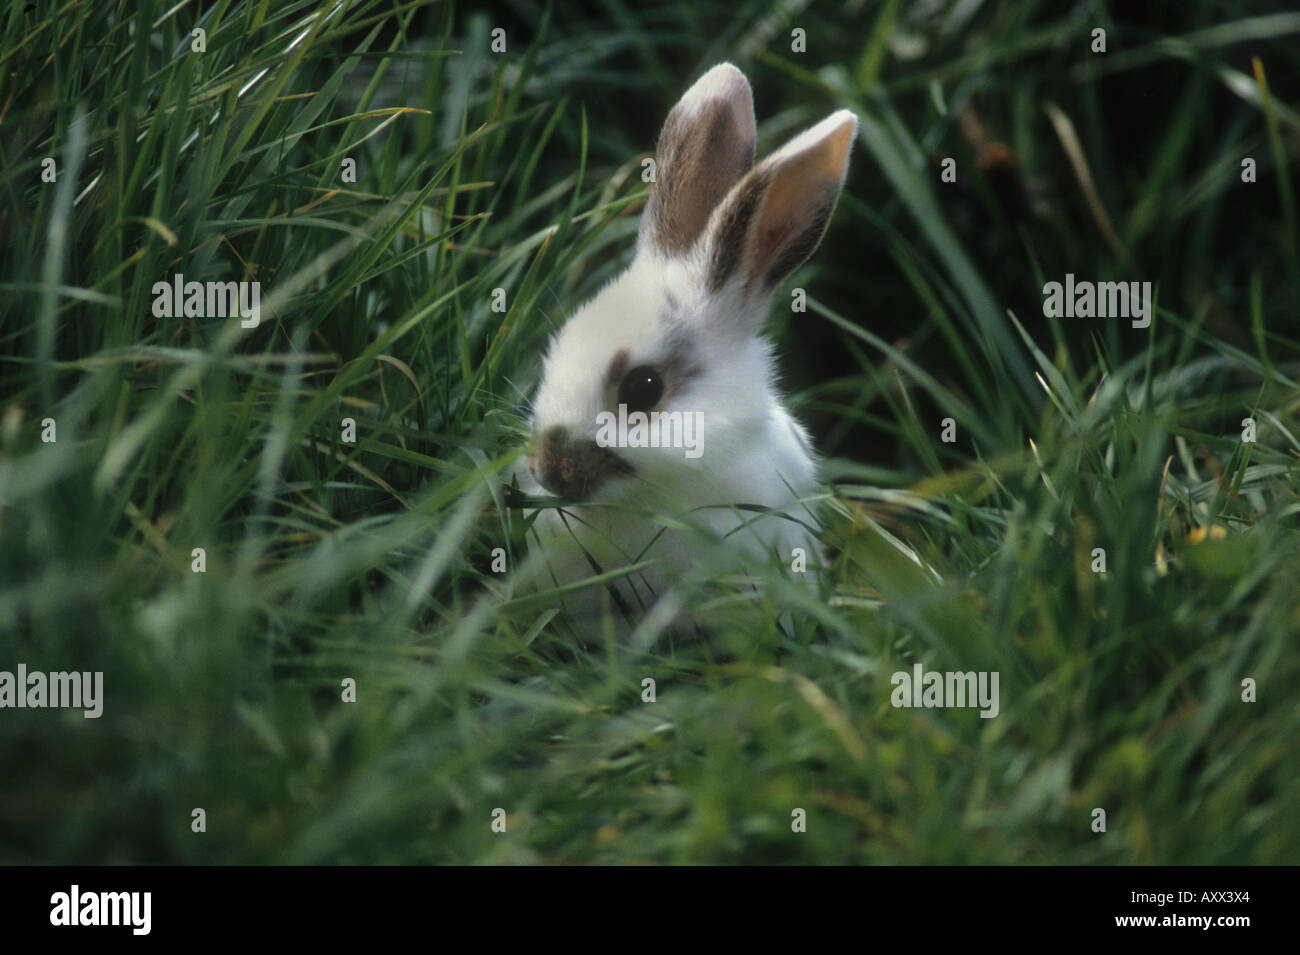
xmin=617 ymin=365 xmax=664 ymax=412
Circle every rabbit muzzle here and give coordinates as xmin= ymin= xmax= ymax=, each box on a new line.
xmin=529 ymin=425 xmax=634 ymax=501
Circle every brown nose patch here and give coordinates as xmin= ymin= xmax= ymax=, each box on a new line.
xmin=534 ymin=425 xmax=633 ymax=500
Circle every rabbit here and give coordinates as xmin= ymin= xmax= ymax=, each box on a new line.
xmin=518 ymin=62 xmax=857 ymax=634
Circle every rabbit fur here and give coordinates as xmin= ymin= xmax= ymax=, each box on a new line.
xmin=518 ymin=63 xmax=857 ymax=632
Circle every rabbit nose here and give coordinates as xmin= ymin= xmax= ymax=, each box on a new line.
xmin=534 ymin=425 xmax=632 ymax=500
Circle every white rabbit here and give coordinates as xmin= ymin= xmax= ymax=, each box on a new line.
xmin=519 ymin=63 xmax=857 ymax=631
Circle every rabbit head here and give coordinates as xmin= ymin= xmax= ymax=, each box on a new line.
xmin=527 ymin=63 xmax=856 ymax=515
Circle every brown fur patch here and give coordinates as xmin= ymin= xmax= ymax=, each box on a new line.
xmin=601 ymin=333 xmax=702 ymax=414
xmin=707 ymin=169 xmax=770 ymax=293
xmin=604 ymin=349 xmax=631 ymax=390
xmin=708 ymin=173 xmax=840 ymax=295
xmin=534 ymin=425 xmax=634 ymax=500
xmin=648 ymin=101 xmax=755 ymax=255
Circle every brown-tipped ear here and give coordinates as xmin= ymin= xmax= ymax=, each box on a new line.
xmin=705 ymin=110 xmax=857 ymax=295
xmin=639 ymin=63 xmax=756 ymax=257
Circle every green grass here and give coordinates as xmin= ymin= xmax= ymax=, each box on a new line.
xmin=1 ymin=0 xmax=1297 ymax=864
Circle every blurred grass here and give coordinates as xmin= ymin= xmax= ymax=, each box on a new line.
xmin=1 ymin=0 xmax=1297 ymax=864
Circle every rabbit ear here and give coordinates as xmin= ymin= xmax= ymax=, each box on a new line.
xmin=640 ymin=63 xmax=756 ymax=257
xmin=705 ymin=110 xmax=857 ymax=297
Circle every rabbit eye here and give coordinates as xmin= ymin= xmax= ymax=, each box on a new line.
xmin=617 ymin=366 xmax=664 ymax=412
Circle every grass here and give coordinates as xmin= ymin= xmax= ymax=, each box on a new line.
xmin=1 ymin=0 xmax=1297 ymax=864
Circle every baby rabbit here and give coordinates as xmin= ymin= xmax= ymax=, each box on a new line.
xmin=522 ymin=63 xmax=857 ymax=631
